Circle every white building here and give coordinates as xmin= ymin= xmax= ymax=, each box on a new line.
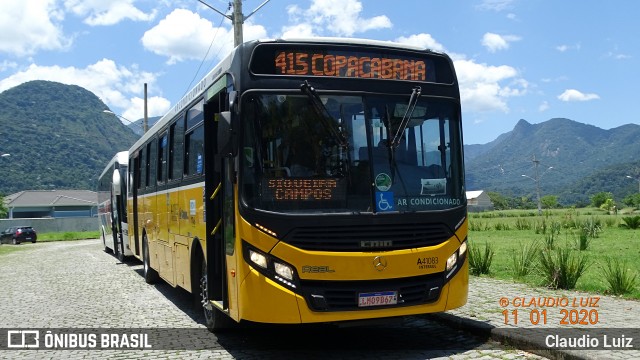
xmin=466 ymin=190 xmax=494 ymax=212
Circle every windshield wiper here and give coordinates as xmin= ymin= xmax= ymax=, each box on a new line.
xmin=390 ymin=86 xmax=421 ymax=149
xmin=300 ymin=81 xmax=348 ymax=148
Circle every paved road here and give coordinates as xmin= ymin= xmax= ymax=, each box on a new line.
xmin=0 ymin=239 xmax=545 ymax=359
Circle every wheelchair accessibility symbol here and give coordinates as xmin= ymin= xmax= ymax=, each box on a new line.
xmin=376 ymin=191 xmax=394 ymax=212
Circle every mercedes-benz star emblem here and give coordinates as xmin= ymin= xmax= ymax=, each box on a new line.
xmin=373 ymin=256 xmax=387 ymax=271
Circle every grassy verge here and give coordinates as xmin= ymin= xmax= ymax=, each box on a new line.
xmin=0 ymin=245 xmax=27 ymax=256
xmin=0 ymin=231 xmax=100 ymax=256
xmin=37 ymin=231 xmax=100 ymax=242
xmin=469 ymin=208 xmax=640 ymax=299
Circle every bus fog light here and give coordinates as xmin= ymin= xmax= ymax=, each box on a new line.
xmin=459 ymin=241 xmax=467 ymax=256
xmin=446 ymin=252 xmax=457 ymax=272
xmin=249 ymin=250 xmax=268 ymax=269
xmin=274 ymin=262 xmax=294 ymax=281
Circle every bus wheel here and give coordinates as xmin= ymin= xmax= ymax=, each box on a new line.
xmin=142 ymin=235 xmax=159 ymax=284
xmin=199 ymin=258 xmax=232 ymax=331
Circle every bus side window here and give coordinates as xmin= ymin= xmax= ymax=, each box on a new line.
xmin=185 ymin=125 xmax=205 ymax=176
xmin=169 ymin=117 xmax=184 ymax=181
xmin=158 ymin=132 xmax=168 ymax=184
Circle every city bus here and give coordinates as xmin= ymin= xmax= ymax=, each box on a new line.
xmin=97 ymin=151 xmax=133 ymax=261
xmin=126 ymin=38 xmax=468 ymax=330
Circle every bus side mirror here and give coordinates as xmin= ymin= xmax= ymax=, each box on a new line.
xmin=112 ymin=170 xmax=122 ymax=196
xmin=218 ymin=111 xmax=236 ymax=157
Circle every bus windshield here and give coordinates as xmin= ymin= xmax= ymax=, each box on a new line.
xmin=241 ymin=93 xmax=465 ymax=214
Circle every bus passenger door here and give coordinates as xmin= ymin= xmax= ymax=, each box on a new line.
xmin=204 ymin=92 xmax=233 ymax=318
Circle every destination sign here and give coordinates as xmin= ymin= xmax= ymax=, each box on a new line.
xmin=262 ymin=178 xmax=346 ymax=202
xmin=250 ymin=44 xmax=450 ymax=83
xmin=274 ymin=51 xmax=431 ymax=81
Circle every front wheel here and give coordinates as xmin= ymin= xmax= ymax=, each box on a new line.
xmin=142 ymin=235 xmax=159 ymax=284
xmin=199 ymin=258 xmax=232 ymax=331
xmin=12 ymin=238 xmax=18 ymax=245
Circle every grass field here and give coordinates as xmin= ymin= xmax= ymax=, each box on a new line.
xmin=468 ymin=208 xmax=640 ymax=299
xmin=0 ymin=230 xmax=100 ymax=255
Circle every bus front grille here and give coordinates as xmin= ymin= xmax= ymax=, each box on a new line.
xmin=286 ymin=223 xmax=452 ymax=251
xmin=300 ymin=274 xmax=444 ymax=312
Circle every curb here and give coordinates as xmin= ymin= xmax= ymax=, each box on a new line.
xmin=430 ymin=312 xmax=597 ymax=360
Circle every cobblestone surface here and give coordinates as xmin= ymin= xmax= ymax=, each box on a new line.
xmin=0 ymin=239 xmax=545 ymax=359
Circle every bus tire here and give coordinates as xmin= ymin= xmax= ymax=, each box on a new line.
xmin=142 ymin=234 xmax=159 ymax=284
xmin=199 ymin=258 xmax=232 ymax=332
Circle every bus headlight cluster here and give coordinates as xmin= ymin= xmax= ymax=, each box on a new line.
xmin=249 ymin=249 xmax=268 ymax=269
xmin=243 ymin=241 xmax=299 ymax=290
xmin=445 ymin=240 xmax=468 ymax=278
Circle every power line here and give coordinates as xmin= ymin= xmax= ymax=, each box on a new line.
xmin=181 ymin=2 xmax=231 ymax=99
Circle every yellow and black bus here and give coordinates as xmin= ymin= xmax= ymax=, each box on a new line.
xmin=126 ymin=38 xmax=468 ymax=330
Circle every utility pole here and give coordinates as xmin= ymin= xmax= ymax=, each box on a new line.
xmin=198 ymin=0 xmax=271 ymax=47
xmin=533 ymin=155 xmax=541 ymax=215
xmin=521 ymin=155 xmax=553 ymax=215
xmin=232 ymin=0 xmax=243 ymax=47
xmin=143 ymin=83 xmax=148 ymax=134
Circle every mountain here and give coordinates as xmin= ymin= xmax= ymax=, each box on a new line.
xmin=0 ymin=81 xmax=139 ymax=195
xmin=465 ymin=118 xmax=640 ymax=205
xmin=126 ymin=116 xmax=162 ymax=136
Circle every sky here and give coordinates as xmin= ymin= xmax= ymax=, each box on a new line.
xmin=1 ymin=0 xmax=639 ymax=145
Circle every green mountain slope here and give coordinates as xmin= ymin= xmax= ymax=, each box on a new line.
xmin=0 ymin=80 xmax=139 ymax=195
xmin=465 ymin=118 xmax=640 ymax=204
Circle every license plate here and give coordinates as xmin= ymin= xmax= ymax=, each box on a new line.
xmin=358 ymin=291 xmax=398 ymax=307
xmin=25 ymin=237 xmax=32 ymax=240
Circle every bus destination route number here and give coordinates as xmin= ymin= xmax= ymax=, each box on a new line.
xmin=274 ymin=51 xmax=429 ymax=81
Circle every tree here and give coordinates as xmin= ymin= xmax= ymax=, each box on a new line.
xmin=623 ymin=193 xmax=640 ymax=208
xmin=590 ymin=192 xmax=613 ymax=208
xmin=487 ymin=191 xmax=510 ymax=210
xmin=0 ymin=194 xmax=7 ymax=218
xmin=541 ymin=195 xmax=559 ymax=209
xmin=600 ymin=198 xmax=617 ymax=214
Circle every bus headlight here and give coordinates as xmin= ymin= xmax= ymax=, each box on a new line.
xmin=249 ymin=249 xmax=268 ymax=269
xmin=274 ymin=262 xmax=294 ymax=281
xmin=459 ymin=241 xmax=467 ymax=256
xmin=446 ymin=252 xmax=457 ymax=272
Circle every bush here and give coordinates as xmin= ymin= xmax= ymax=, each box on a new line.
xmin=620 ymin=216 xmax=640 ymax=230
xmin=579 ymin=217 xmax=602 ymax=238
xmin=601 ymin=258 xmax=637 ymax=295
xmin=574 ymin=228 xmax=591 ymax=251
xmin=514 ymin=218 xmax=532 ymax=230
xmin=469 ymin=242 xmax=494 ymax=276
xmin=511 ymin=241 xmax=540 ymax=278
xmin=539 ymin=247 xmax=590 ymax=290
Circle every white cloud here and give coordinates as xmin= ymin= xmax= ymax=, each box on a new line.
xmin=142 ymin=9 xmax=232 ymax=65
xmin=0 ymin=59 xmax=169 ymax=119
xmin=395 ymin=33 xmax=446 ymax=52
xmin=281 ymin=23 xmax=317 ymax=39
xmin=141 ymin=9 xmax=267 ymax=64
xmin=482 ymin=33 xmax=521 ymax=53
xmin=454 ymin=59 xmax=523 ymax=112
xmin=123 ymin=96 xmax=171 ymax=121
xmin=0 ymin=60 xmax=18 ymax=72
xmin=283 ymin=0 xmax=391 ymax=37
xmin=63 ymin=0 xmax=156 ymax=26
xmin=556 ymin=43 xmax=581 ymax=52
xmin=538 ymin=101 xmax=549 ymax=112
xmin=557 ymin=89 xmax=600 ymax=102
xmin=477 ymin=0 xmax=515 ymax=12
xmin=0 ymin=0 xmax=71 ymax=57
